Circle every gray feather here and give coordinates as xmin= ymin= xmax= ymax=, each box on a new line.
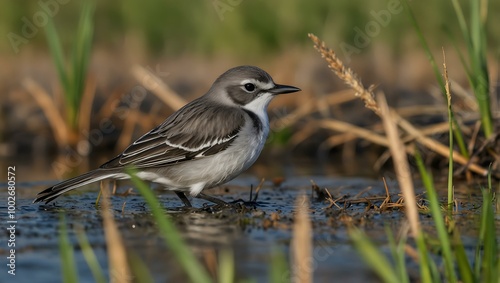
xmin=100 ymin=98 xmax=245 ymax=169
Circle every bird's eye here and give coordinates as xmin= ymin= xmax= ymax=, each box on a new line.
xmin=244 ymin=83 xmax=256 ymax=92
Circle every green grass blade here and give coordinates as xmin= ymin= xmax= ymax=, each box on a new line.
xmin=269 ymin=248 xmax=288 ymax=283
xmin=403 ymin=0 xmax=469 ymax=158
xmin=75 ymin=227 xmax=106 ymax=283
xmin=451 ymin=0 xmax=493 ymax=137
xmin=473 ymin=168 xmax=495 ymax=278
xmin=403 ymin=0 xmax=445 ymax=93
xmin=126 ymin=167 xmax=212 ymax=283
xmin=218 ymin=249 xmax=234 ymax=283
xmin=414 ymin=150 xmax=457 ymax=282
xmin=448 ymin=33 xmax=473 ymax=86
xmin=45 ymin=16 xmax=69 ymax=105
xmin=445 ymin=63 xmax=454 ymax=210
xmin=59 ymin=214 xmax=79 ymax=283
xmin=450 ymin=0 xmax=470 ymax=47
xmin=488 ymin=163 xmax=493 ymax=194
xmin=69 ymin=1 xmax=95 ymax=128
xmin=478 ymin=188 xmax=498 ymax=281
xmin=350 ymin=228 xmax=399 ymax=283
xmin=415 ymin=232 xmax=436 ymax=282
xmin=386 ymin=226 xmax=409 ymax=283
xmin=44 ymin=1 xmax=95 ymax=130
xmin=471 ymin=0 xmax=493 ymax=138
xmin=452 ymin=228 xmax=475 ymax=283
xmin=128 ymin=253 xmax=154 ymax=283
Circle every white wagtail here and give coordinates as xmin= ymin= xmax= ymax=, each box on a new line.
xmin=34 ymin=66 xmax=300 ymax=206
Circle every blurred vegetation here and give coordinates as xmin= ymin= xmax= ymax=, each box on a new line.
xmin=2 ymin=0 xmax=499 ymax=160
xmin=45 ymin=1 xmax=94 ymax=132
xmin=1 ymin=0 xmax=499 ymax=58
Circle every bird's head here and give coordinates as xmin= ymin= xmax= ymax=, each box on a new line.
xmin=208 ymin=65 xmax=300 ymax=112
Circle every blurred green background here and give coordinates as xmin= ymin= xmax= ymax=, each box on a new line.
xmin=1 ymin=0 xmax=499 ymax=160
xmin=1 ymin=0 xmax=499 ymax=58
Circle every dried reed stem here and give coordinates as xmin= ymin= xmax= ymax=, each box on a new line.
xmin=443 ymin=49 xmax=455 ymax=207
xmin=308 ymin=33 xmax=488 ymax=176
xmin=291 ymin=194 xmax=312 ymax=283
xmin=131 ymin=65 xmax=187 ymax=111
xmin=100 ymin=181 xmax=132 ymax=283
xmin=23 ymin=78 xmax=68 ymax=147
xmin=443 ymin=51 xmax=452 ymax=109
xmin=318 ymin=119 xmax=390 ymax=147
xmin=273 ymin=89 xmax=357 ymax=130
xmin=77 ymin=74 xmax=97 ymax=143
xmin=393 ymin=112 xmax=487 ymax=175
xmin=116 ymin=109 xmax=140 ymax=151
xmin=377 ymin=93 xmax=420 ymax=237
xmin=320 ymin=133 xmax=358 ymax=149
xmin=97 ymin=87 xmax=127 ymax=119
xmin=396 ymin=105 xmax=448 ymax=117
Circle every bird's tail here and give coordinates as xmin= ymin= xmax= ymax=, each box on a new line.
xmin=33 ymin=170 xmax=116 ymax=204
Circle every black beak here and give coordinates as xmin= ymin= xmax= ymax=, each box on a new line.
xmin=269 ymin=84 xmax=301 ymax=95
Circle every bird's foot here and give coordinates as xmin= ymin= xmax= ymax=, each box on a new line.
xmin=196 ymin=193 xmax=229 ymax=206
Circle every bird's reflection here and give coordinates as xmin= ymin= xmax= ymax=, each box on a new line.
xmin=171 ymin=206 xmax=245 ymax=249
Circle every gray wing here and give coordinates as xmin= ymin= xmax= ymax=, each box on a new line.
xmin=100 ymin=98 xmax=245 ymax=169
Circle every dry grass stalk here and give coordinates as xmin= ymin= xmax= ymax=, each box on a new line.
xmin=131 ymin=65 xmax=187 ymax=111
xmin=443 ymin=50 xmax=456 ymax=206
xmin=309 ymin=33 xmax=488 ymax=176
xmin=251 ymin=178 xmax=266 ymax=202
xmin=381 ymin=177 xmax=392 ymax=205
xmin=377 ymin=92 xmax=420 ymax=237
xmin=254 ymin=178 xmax=266 ymax=195
xmin=203 ymin=249 xmax=218 ymax=280
xmin=450 ymin=79 xmax=478 ymax=111
xmin=318 ymin=119 xmax=389 ymax=147
xmin=324 ymin=188 xmax=343 ymax=209
xmin=100 ymin=180 xmax=132 ymax=283
xmin=120 ymin=201 xmax=127 ymax=215
xmin=308 ymin=33 xmax=379 ymax=114
xmin=468 ymin=121 xmax=482 ymax=153
xmin=77 ymin=74 xmax=97 ymax=144
xmin=290 ymin=122 xmax=320 ymax=146
xmin=116 ymin=109 xmax=140 ymax=151
xmin=443 ymin=50 xmax=452 ymax=108
xmin=319 ymin=133 xmax=358 ymax=149
xmin=273 ymin=89 xmax=360 ymax=131
xmin=97 ymin=87 xmax=128 ymax=119
xmin=323 ymin=89 xmax=359 ymax=105
xmin=271 ymin=100 xmax=315 ymax=129
xmin=396 ymin=105 xmax=448 ymax=117
xmin=393 ymin=111 xmax=487 ymax=175
xmin=23 ymin=78 xmax=68 ymax=147
xmin=310 ymin=179 xmax=328 ymax=200
xmin=353 ymin=186 xmax=374 ymax=200
xmin=408 ymin=122 xmax=453 ymax=138
xmin=291 ymin=194 xmax=312 ymax=283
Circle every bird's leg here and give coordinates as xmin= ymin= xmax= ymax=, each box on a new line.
xmin=174 ymin=191 xmax=192 ymax=207
xmin=196 ymin=193 xmax=228 ymax=206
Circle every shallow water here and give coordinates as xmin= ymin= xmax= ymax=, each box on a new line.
xmin=0 ymin=155 xmax=494 ymax=282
